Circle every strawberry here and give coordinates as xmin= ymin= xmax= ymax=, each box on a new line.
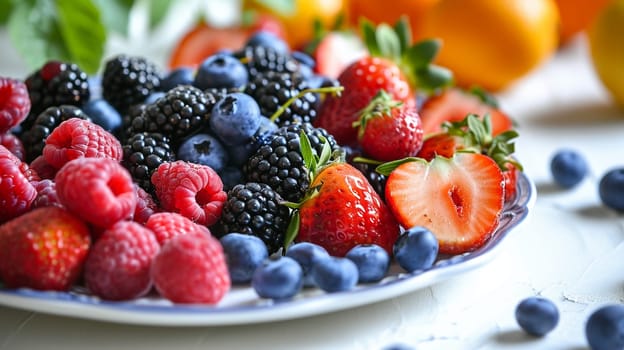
xmin=353 ymin=90 xmax=424 ymax=161
xmin=381 ymin=153 xmax=505 ymax=255
xmin=285 ymin=132 xmax=400 ymax=257
xmin=0 ymin=206 xmax=91 ymax=291
xmin=313 ymin=31 xmax=367 ymax=79
xmin=419 ymin=87 xmax=514 ymax=137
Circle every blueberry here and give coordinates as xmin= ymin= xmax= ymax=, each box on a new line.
xmin=311 ymin=256 xmax=359 ymax=293
xmin=218 ymin=166 xmax=244 ymax=192
xmin=550 ymin=149 xmax=588 ymax=188
xmin=515 ymin=297 xmax=559 ymax=336
xmin=252 ymin=256 xmax=303 ymax=300
xmin=245 ymin=30 xmax=289 ymax=55
xmin=291 ymin=51 xmax=315 ymax=68
xmin=346 ymin=244 xmax=390 ymax=283
xmin=220 ymin=233 xmax=268 ymax=284
xmin=227 ymin=116 xmax=278 ymax=166
xmin=82 ymin=99 xmax=122 ymax=133
xmin=145 ymin=91 xmax=165 ymax=105
xmin=193 ymin=53 xmax=248 ymax=90
xmin=210 ymin=92 xmax=262 ymax=146
xmin=586 ymin=304 xmax=624 ymax=350
xmin=286 ymin=242 xmax=330 ymax=287
xmin=177 ymin=133 xmax=229 ymax=172
xmin=161 ymin=67 xmax=194 ymax=91
xmin=393 ymin=226 xmax=439 ymax=272
xmin=599 ymin=168 xmax=624 ymax=212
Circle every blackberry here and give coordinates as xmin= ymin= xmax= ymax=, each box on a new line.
xmin=101 ymin=55 xmax=162 ymax=114
xmin=122 ymin=132 xmax=174 ymax=194
xmin=235 ymin=45 xmax=300 ymax=76
xmin=217 ymin=182 xmax=290 ymax=254
xmin=23 ymin=61 xmax=90 ymax=130
xmin=20 ymin=105 xmax=91 ymax=162
xmin=245 ymin=71 xmax=319 ymax=126
xmin=243 ymin=122 xmax=340 ymax=202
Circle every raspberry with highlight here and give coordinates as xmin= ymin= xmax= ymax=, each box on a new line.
xmin=85 ymin=221 xmax=160 ymax=300
xmin=151 ymin=233 xmax=230 ymax=304
xmin=0 ymin=78 xmax=31 ymax=133
xmin=55 ymin=157 xmax=137 ymax=228
xmin=151 ymin=161 xmax=227 ymax=226
xmin=145 ymin=212 xmax=211 ymax=246
xmin=43 ymin=118 xmax=123 ymax=169
xmin=0 ymin=145 xmax=37 ymax=223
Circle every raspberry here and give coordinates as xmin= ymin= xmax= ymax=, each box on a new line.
xmin=0 ymin=132 xmax=25 ymax=161
xmin=84 ymin=221 xmax=160 ymax=300
xmin=0 ymin=145 xmax=37 ymax=222
xmin=29 ymin=155 xmax=57 ymax=180
xmin=55 ymin=157 xmax=137 ymax=228
xmin=151 ymin=161 xmax=227 ymax=226
xmin=133 ymin=186 xmax=158 ymax=224
xmin=31 ymin=179 xmax=62 ymax=209
xmin=145 ymin=212 xmax=211 ymax=246
xmin=151 ymin=233 xmax=230 ymax=304
xmin=0 ymin=78 xmax=30 ymax=133
xmin=43 ymin=118 xmax=123 ymax=169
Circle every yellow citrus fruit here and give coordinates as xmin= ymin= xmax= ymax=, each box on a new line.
xmin=421 ymin=0 xmax=560 ymax=91
xmin=588 ymin=0 xmax=624 ymax=108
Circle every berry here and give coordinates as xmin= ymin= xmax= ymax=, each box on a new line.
xmin=393 ymin=226 xmax=439 ymax=273
xmin=31 ymin=179 xmax=62 ymax=209
xmin=251 ymin=256 xmax=303 ymax=300
xmin=599 ymin=168 xmax=624 ymax=212
xmin=55 ymin=157 xmax=137 ymax=228
xmin=151 ymin=233 xmax=230 ymax=304
xmin=285 ymin=242 xmax=330 ymax=287
xmin=227 ymin=116 xmax=278 ymax=167
xmin=219 ymin=166 xmax=244 ymax=192
xmin=220 ymin=233 xmax=269 ymax=284
xmin=345 ymin=146 xmax=387 ymax=200
xmin=176 ymin=133 xmax=229 ymax=173
xmin=145 ymin=212 xmax=211 ymax=246
xmin=29 ymin=155 xmax=57 ymax=180
xmin=209 ymin=92 xmax=262 ymax=146
xmin=550 ymin=149 xmax=589 ymax=188
xmin=346 ymin=244 xmax=390 ymax=283
xmin=245 ymin=30 xmax=289 ymax=55
xmin=585 ymin=304 xmax=624 ymax=350
xmin=193 ymin=53 xmax=249 ymax=90
xmin=313 ymin=31 xmax=367 ymax=79
xmin=151 ymin=160 xmax=227 ymax=226
xmin=0 ymin=145 xmax=37 ymax=223
xmin=0 ymin=78 xmax=30 ymax=133
xmin=121 ymin=132 xmax=174 ymax=194
xmin=82 ymin=99 xmax=123 ymax=134
xmin=161 ymin=67 xmax=194 ymax=91
xmin=311 ymin=256 xmax=359 ymax=293
xmin=217 ymin=182 xmax=290 ymax=254
xmin=236 ymin=45 xmax=300 ymax=76
xmin=515 ymin=297 xmax=560 ymax=337
xmin=102 ymin=55 xmax=162 ymax=114
xmin=0 ymin=206 xmax=91 ymax=291
xmin=43 ymin=118 xmax=123 ymax=170
xmin=133 ymin=186 xmax=157 ymax=224
xmin=0 ymin=132 xmax=25 ymax=161
xmin=84 ymin=221 xmax=160 ymax=300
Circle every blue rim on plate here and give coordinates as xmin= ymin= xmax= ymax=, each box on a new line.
xmin=0 ymin=172 xmax=536 ymax=326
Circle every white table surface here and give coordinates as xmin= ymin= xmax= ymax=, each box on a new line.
xmin=1 ymin=24 xmax=624 ymax=350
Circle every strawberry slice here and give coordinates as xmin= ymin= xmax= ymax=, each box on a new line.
xmin=419 ymin=88 xmax=513 ymax=136
xmin=383 ymin=153 xmax=505 ymax=254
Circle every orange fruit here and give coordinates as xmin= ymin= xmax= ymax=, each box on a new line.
xmin=554 ymin=0 xmax=611 ymax=44
xmin=346 ymin=0 xmax=440 ymax=40
xmin=421 ymin=0 xmax=560 ymax=91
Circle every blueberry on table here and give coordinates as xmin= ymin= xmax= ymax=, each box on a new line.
xmin=550 ymin=149 xmax=588 ymax=188
xmin=81 ymin=99 xmax=122 ymax=134
xmin=311 ymin=256 xmax=359 ymax=293
xmin=515 ymin=297 xmax=559 ymax=336
xmin=599 ymin=168 xmax=624 ymax=212
xmin=393 ymin=226 xmax=439 ymax=273
xmin=176 ymin=133 xmax=229 ymax=173
xmin=210 ymin=92 xmax=262 ymax=146
xmin=220 ymin=233 xmax=268 ymax=284
xmin=346 ymin=244 xmax=390 ymax=283
xmin=585 ymin=304 xmax=624 ymax=350
xmin=252 ymin=256 xmax=303 ymax=300
xmin=193 ymin=53 xmax=248 ymax=90
xmin=285 ymin=242 xmax=330 ymax=287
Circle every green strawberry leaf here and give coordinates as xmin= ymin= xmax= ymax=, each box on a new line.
xmin=414 ymin=65 xmax=454 ymax=93
xmin=92 ymin=0 xmax=134 ymax=35
xmin=375 ymin=157 xmax=421 ymax=176
xmin=404 ymin=39 xmax=441 ymax=68
xmin=361 ymin=18 xmax=381 ymax=57
xmin=318 ymin=137 xmax=332 ymax=168
xmin=299 ymin=130 xmax=315 ymax=174
xmin=283 ymin=210 xmax=300 ymax=251
xmin=375 ymin=23 xmax=401 ymax=60
xmin=393 ymin=16 xmax=411 ymax=53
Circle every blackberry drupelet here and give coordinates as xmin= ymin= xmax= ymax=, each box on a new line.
xmin=101 ymin=55 xmax=162 ymax=114
xmin=20 ymin=105 xmax=91 ymax=162
xmin=217 ymin=182 xmax=290 ymax=254
xmin=122 ymin=132 xmax=174 ymax=194
xmin=235 ymin=45 xmax=300 ymax=76
xmin=23 ymin=61 xmax=90 ymax=130
xmin=245 ymin=71 xmax=319 ymax=126
xmin=243 ymin=122 xmax=340 ymax=202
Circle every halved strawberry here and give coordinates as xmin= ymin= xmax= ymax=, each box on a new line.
xmin=382 ymin=153 xmax=505 ymax=255
xmin=416 ymin=133 xmax=465 ymax=161
xmin=313 ymin=31 xmax=366 ymax=79
xmin=419 ymin=87 xmax=514 ymax=136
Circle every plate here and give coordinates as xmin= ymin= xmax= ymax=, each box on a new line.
xmin=0 ymin=172 xmax=535 ymax=326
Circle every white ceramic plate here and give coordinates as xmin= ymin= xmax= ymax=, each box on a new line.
xmin=0 ymin=173 xmax=535 ymax=326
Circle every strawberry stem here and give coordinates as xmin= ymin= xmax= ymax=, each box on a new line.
xmin=352 ymin=90 xmax=403 ymax=140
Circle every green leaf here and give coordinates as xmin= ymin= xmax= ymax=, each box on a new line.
xmin=283 ymin=210 xmax=300 ymax=251
xmin=92 ymin=0 xmax=133 ymax=35
xmin=375 ymin=23 xmax=400 ymax=60
xmin=404 ymin=39 xmax=441 ymax=68
xmin=57 ymin=0 xmax=106 ymax=74
xmin=253 ymin=0 xmax=296 ymax=16
xmin=318 ymin=139 xmax=332 ymax=168
xmin=0 ymin=0 xmax=13 ymax=25
xmin=415 ymin=64 xmax=454 ymax=93
xmin=148 ymin=0 xmax=174 ymax=29
xmin=360 ymin=17 xmax=380 ymax=57
xmin=299 ymin=130 xmax=314 ymax=171
xmin=375 ymin=157 xmax=421 ymax=176
xmin=393 ymin=16 xmax=411 ymax=53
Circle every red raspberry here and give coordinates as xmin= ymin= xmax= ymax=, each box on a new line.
xmin=0 ymin=145 xmax=37 ymax=223
xmin=0 ymin=78 xmax=30 ymax=133
xmin=151 ymin=161 xmax=226 ymax=226
xmin=0 ymin=132 xmax=25 ymax=161
xmin=84 ymin=221 xmax=160 ymax=300
xmin=31 ymin=179 xmax=62 ymax=209
xmin=43 ymin=118 xmax=122 ymax=169
xmin=145 ymin=212 xmax=211 ymax=246
xmin=30 ymin=155 xmax=57 ymax=180
xmin=133 ymin=186 xmax=158 ymax=224
xmin=151 ymin=233 xmax=230 ymax=304
xmin=55 ymin=157 xmax=137 ymax=228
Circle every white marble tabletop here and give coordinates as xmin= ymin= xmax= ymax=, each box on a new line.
xmin=1 ymin=24 xmax=623 ymax=350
